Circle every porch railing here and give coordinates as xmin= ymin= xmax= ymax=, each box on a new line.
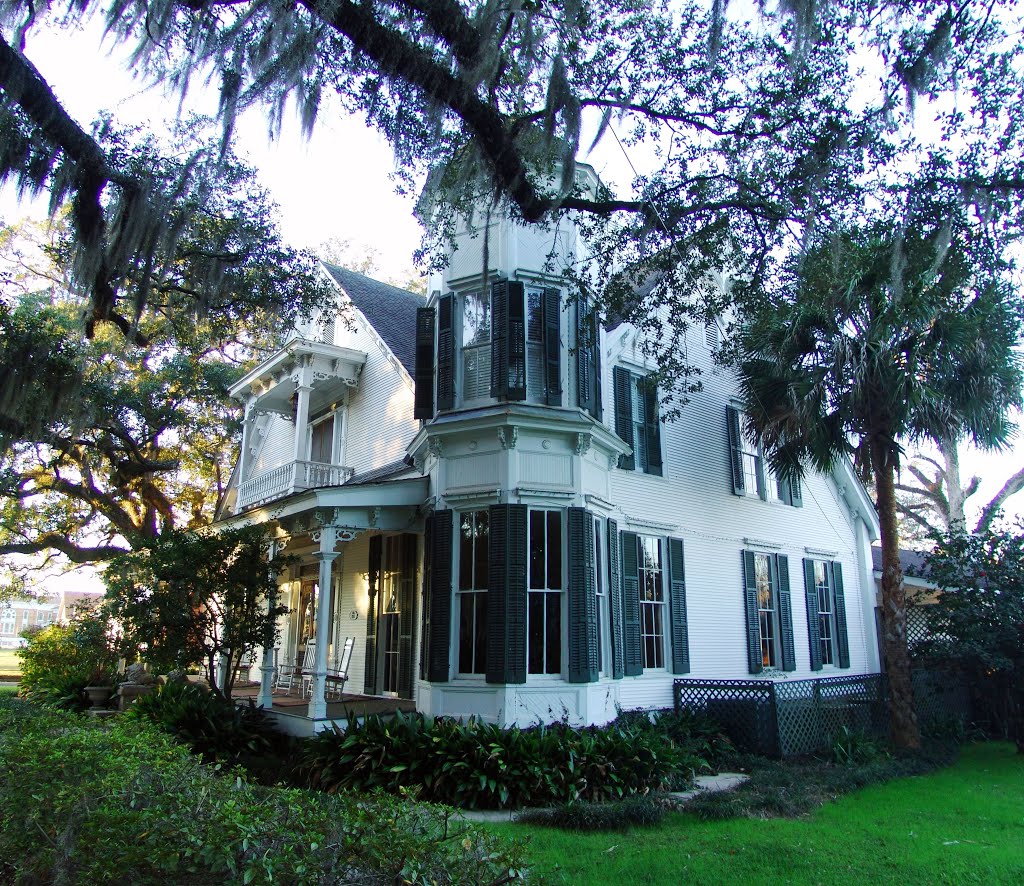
xmin=237 ymin=461 xmax=355 ymax=511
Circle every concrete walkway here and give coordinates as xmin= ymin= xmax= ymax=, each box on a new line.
xmin=458 ymin=772 xmax=750 ymax=823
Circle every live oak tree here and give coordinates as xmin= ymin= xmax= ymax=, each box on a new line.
xmin=735 ymin=208 xmax=1024 ymax=749
xmin=0 ymin=129 xmax=332 ymax=572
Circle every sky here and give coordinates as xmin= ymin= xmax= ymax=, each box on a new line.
xmin=2 ymin=7 xmax=1023 ymax=597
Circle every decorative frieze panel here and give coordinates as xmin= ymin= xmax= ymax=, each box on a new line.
xmin=520 ymin=451 xmax=573 ymax=489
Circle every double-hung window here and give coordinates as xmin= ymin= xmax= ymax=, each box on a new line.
xmin=457 ymin=510 xmax=489 ymax=675
xmin=528 ymin=509 xmax=563 ymax=675
xmin=461 ymin=292 xmax=492 ymax=401
xmin=594 ymin=517 xmax=609 ymax=675
xmin=612 ymin=367 xmax=663 ymax=476
xmin=727 ymin=406 xmax=802 ymax=505
xmin=638 ymin=536 xmax=666 ymax=669
xmin=803 ymin=558 xmax=850 ymax=670
xmin=741 ymin=550 xmax=797 ymax=673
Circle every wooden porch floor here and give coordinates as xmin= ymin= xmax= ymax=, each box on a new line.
xmin=231 ymin=683 xmax=415 ymax=721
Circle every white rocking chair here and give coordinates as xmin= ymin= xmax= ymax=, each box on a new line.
xmin=323 ymin=637 xmax=356 ymax=700
xmin=276 ymin=641 xmax=316 ymax=695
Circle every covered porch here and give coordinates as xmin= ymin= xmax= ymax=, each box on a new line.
xmin=232 ymin=474 xmax=429 ymax=734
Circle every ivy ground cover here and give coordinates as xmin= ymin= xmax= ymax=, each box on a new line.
xmin=491 ymin=742 xmax=1024 ymax=885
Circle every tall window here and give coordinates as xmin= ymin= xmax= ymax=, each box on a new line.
xmin=739 ymin=423 xmax=763 ymax=498
xmin=638 ymin=536 xmax=666 ymax=669
xmin=309 ymin=413 xmax=335 ymax=464
xmin=613 ymin=367 xmax=662 ymax=476
xmin=0 ymin=608 xmax=14 ymax=635
xmin=754 ymin=553 xmax=777 ymax=668
xmin=528 ymin=509 xmax=563 ymax=675
xmin=461 ymin=292 xmax=491 ymax=400
xmin=630 ymin=375 xmax=651 ymax=474
xmin=457 ymin=510 xmax=489 ymax=674
xmin=594 ymin=517 xmax=608 ymax=675
xmin=814 ymin=560 xmax=836 ymax=666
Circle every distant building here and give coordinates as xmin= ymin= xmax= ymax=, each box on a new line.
xmin=0 ymin=587 xmax=104 ymax=648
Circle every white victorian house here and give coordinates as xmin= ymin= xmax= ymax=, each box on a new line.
xmin=218 ymin=167 xmax=882 ymax=735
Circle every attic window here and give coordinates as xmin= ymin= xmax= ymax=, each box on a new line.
xmin=705 ymin=322 xmax=720 ymax=349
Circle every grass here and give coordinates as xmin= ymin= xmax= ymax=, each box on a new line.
xmin=0 ymin=649 xmax=20 ymax=677
xmin=492 ymin=743 xmax=1024 ymax=885
xmin=0 ymin=686 xmax=17 ymax=698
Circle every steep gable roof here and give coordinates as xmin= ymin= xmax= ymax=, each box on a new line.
xmin=321 ymin=263 xmax=425 ymax=375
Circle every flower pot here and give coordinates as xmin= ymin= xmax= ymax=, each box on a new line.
xmin=84 ymin=685 xmax=114 ymax=709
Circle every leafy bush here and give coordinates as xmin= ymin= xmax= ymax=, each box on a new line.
xmin=297 ymin=711 xmax=697 ymax=809
xmin=613 ymin=707 xmax=735 ymax=771
xmin=125 ymin=679 xmax=283 ymax=768
xmin=16 ymin=613 xmax=121 ymax=710
xmin=0 ymin=697 xmax=527 ymax=885
xmin=517 ymin=794 xmax=665 ymax=831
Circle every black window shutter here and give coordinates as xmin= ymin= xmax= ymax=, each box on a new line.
xmin=397 ymin=533 xmax=418 ymax=699
xmin=777 ymin=475 xmax=792 ymax=505
xmin=803 ymin=558 xmax=823 ymax=671
xmin=790 ymin=474 xmax=804 ymax=508
xmin=613 ymin=367 xmax=635 ymax=470
xmin=576 ymin=304 xmax=595 ymax=416
xmin=437 ymin=295 xmax=454 ymax=410
xmin=490 ymin=281 xmax=508 ymax=398
xmin=832 ymin=562 xmax=851 ymax=668
xmin=607 ymin=518 xmax=624 ymax=679
xmin=425 ymin=511 xmax=453 ymax=682
xmin=590 ymin=311 xmax=603 ymax=420
xmin=507 ymin=283 xmax=526 ymax=400
xmin=643 ymin=382 xmax=663 ymax=476
xmin=741 ymin=550 xmax=763 ymax=674
xmin=543 ymin=288 xmax=562 ymax=406
xmin=486 ymin=504 xmax=528 ymax=683
xmin=776 ymin=554 xmax=796 ymax=672
xmin=413 ymin=307 xmax=436 ymax=420
xmin=364 ymin=534 xmax=383 ymax=694
xmin=567 ymin=507 xmax=598 ymax=683
xmin=620 ymin=530 xmax=642 ymax=676
xmin=667 ymin=537 xmax=689 ymax=674
xmin=727 ymin=406 xmax=745 ymax=494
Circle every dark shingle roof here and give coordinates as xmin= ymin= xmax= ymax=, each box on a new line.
xmin=346 ymin=460 xmax=415 ymax=486
xmin=322 ymin=264 xmax=425 ymax=374
xmin=871 ymin=546 xmax=929 ymax=576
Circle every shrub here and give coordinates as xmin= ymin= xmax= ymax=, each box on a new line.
xmin=16 ymin=613 xmax=120 ymax=711
xmin=125 ymin=679 xmax=283 ymax=768
xmin=0 ymin=698 xmax=527 ymax=885
xmin=831 ymin=725 xmax=887 ymax=765
xmin=297 ymin=711 xmax=696 ymax=809
xmin=517 ymin=794 xmax=666 ymax=831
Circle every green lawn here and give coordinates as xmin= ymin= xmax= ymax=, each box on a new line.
xmin=0 ymin=648 xmax=20 ymax=677
xmin=492 ymin=743 xmax=1024 ymax=886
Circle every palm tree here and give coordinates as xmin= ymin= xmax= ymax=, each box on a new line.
xmin=735 ymin=215 xmax=1023 ymax=749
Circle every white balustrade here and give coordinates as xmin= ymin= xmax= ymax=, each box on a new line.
xmin=236 ymin=461 xmax=355 ymax=511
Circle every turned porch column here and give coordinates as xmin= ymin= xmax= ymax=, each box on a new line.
xmin=258 ymin=538 xmax=281 ymax=709
xmin=308 ymin=526 xmax=339 ymax=720
xmin=292 ymin=363 xmax=312 ymax=465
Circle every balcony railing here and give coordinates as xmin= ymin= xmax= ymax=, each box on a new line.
xmin=237 ymin=461 xmax=355 ymax=511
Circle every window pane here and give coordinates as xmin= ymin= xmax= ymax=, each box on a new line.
xmin=474 ymin=510 xmax=489 ymax=589
xmin=530 ymin=510 xmax=545 ymax=588
xmin=463 ymin=292 xmax=490 ymax=346
xmin=527 ymin=290 xmax=543 ymax=342
xmin=546 ymin=593 xmax=561 ymax=674
xmin=547 ymin=511 xmax=562 ymax=590
xmin=528 ymin=593 xmax=544 ymax=674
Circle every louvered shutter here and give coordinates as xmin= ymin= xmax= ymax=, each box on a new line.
xmin=742 ymin=550 xmax=763 ymax=674
xmin=436 ymin=295 xmax=454 ymax=410
xmin=833 ymin=562 xmax=851 ymax=668
xmin=543 ymin=288 xmax=562 ymax=405
xmin=804 ymin=559 xmax=823 ymax=671
xmin=790 ymin=474 xmax=803 ymax=507
xmin=667 ymin=537 xmax=689 ymax=674
xmin=507 ymin=283 xmax=527 ymax=400
xmin=727 ymin=406 xmax=745 ymax=494
xmin=567 ymin=507 xmax=598 ymax=683
xmin=486 ymin=504 xmax=528 ymax=684
xmin=397 ymin=534 xmax=418 ymax=699
xmin=425 ymin=510 xmax=453 ymax=682
xmin=490 ymin=281 xmax=508 ymax=398
xmin=414 ymin=307 xmax=436 ymax=419
xmin=644 ymin=383 xmax=663 ymax=477
xmin=607 ymin=518 xmax=624 ymax=679
xmin=614 ymin=367 xmax=635 ymax=470
xmin=776 ymin=554 xmax=796 ymax=672
xmin=577 ymin=304 xmax=595 ymax=416
xmin=620 ymin=530 xmax=642 ymax=676
xmin=364 ymin=535 xmax=382 ymax=694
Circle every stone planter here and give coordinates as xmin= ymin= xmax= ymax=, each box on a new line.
xmin=83 ymin=685 xmax=114 ymax=709
xmin=117 ymin=682 xmax=156 ymax=711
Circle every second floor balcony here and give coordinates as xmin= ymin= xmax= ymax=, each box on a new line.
xmin=237 ymin=460 xmax=356 ymax=511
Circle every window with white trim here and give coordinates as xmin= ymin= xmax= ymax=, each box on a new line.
xmin=754 ymin=553 xmax=778 ymax=669
xmin=594 ymin=517 xmax=609 ymax=675
xmin=528 ymin=509 xmax=563 ymax=675
xmin=0 ymin=608 xmax=15 ymax=635
xmin=461 ymin=291 xmax=491 ymax=400
xmin=813 ymin=560 xmax=836 ymax=666
xmin=457 ymin=510 xmax=489 ymax=675
xmin=638 ymin=535 xmax=666 ymax=669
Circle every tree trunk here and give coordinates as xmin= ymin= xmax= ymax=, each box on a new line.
xmin=872 ymin=439 xmax=922 ymax=750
